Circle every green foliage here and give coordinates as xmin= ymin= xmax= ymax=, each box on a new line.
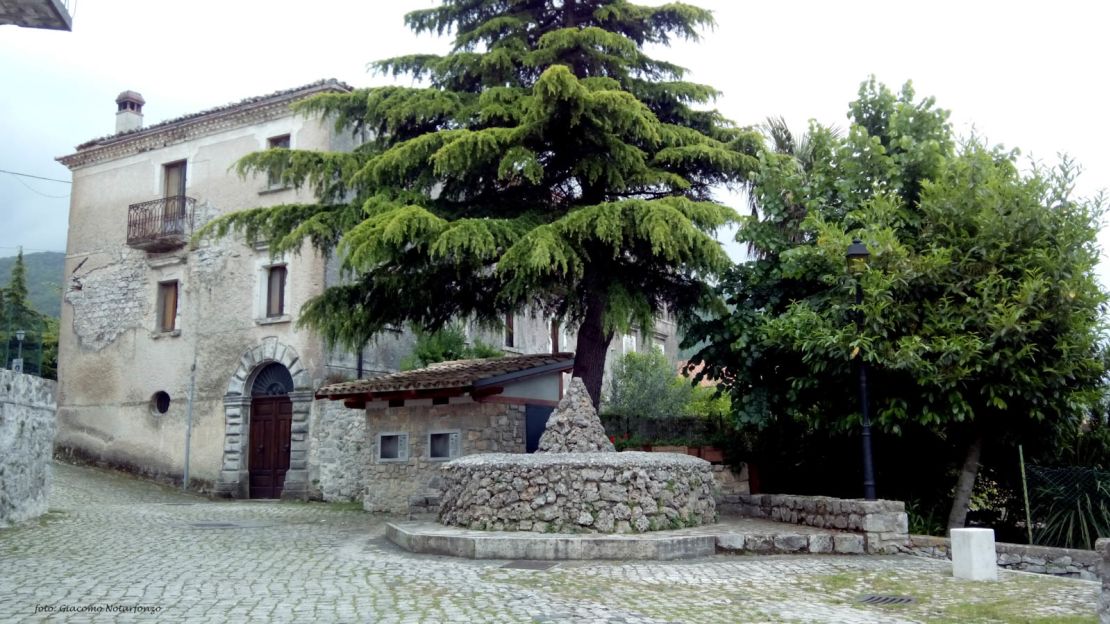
xmin=400 ymin=323 xmax=501 ymax=370
xmin=0 ymin=250 xmax=56 ymax=379
xmin=1028 ymin=466 xmax=1110 ymax=550
xmin=687 ymin=78 xmax=1107 ymax=521
xmin=604 ymin=350 xmax=692 ymax=419
xmin=0 ymin=251 xmax=62 ymax=318
xmin=684 ymin=384 xmax=730 ymax=420
xmin=689 ymin=77 xmax=1107 ymax=437
xmin=196 ymin=1 xmax=756 ymax=402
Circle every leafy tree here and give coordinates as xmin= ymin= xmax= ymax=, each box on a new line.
xmin=688 ymin=78 xmax=1108 ymax=528
xmin=0 ymin=250 xmax=57 ymax=379
xmin=198 ymin=0 xmax=758 ymax=406
xmin=604 ymin=350 xmax=692 ymax=419
xmin=400 ymin=323 xmax=501 ymax=370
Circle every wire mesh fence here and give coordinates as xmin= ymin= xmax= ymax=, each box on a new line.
xmin=1025 ymin=464 xmax=1110 ymax=551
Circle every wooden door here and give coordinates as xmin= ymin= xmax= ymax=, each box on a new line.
xmin=248 ymin=396 xmax=292 ymax=498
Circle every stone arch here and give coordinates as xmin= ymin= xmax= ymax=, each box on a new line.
xmin=217 ymin=337 xmax=313 ymax=499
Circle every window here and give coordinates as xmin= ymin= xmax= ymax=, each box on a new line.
xmin=504 ymin=313 xmax=515 ymax=348
xmin=157 ymin=281 xmax=178 ymax=332
xmin=377 ymin=433 xmax=408 ymax=462
xmin=428 ymin=431 xmax=460 ymax=460
xmin=622 ymin=333 xmax=637 ymax=353
xmin=266 ymin=134 xmax=290 ymax=188
xmin=266 ymin=265 xmax=286 ymax=318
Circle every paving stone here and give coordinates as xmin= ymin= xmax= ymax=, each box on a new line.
xmin=0 ymin=462 xmax=1096 ymax=624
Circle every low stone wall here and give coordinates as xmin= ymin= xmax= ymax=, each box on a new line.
xmin=1097 ymin=538 xmax=1108 ymax=623
xmin=0 ymin=370 xmax=57 ymax=527
xmin=712 ymin=464 xmax=749 ymax=500
xmin=308 ymin=401 xmax=367 ymax=502
xmin=722 ymin=493 xmax=908 ymax=554
xmin=438 ymin=452 xmax=717 ymax=533
xmin=910 ymin=534 xmax=1100 ymax=581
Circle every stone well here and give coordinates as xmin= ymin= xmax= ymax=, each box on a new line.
xmin=436 ymin=378 xmax=717 ymax=534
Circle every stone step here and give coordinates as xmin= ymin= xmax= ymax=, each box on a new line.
xmin=386 ymin=521 xmax=865 ymax=561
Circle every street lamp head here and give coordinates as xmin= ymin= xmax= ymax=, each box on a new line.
xmin=846 ymin=238 xmax=870 ymax=274
xmin=15 ymin=330 xmax=25 ymax=342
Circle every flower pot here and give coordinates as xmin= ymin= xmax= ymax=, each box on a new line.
xmin=652 ymin=445 xmax=687 ymax=454
xmin=685 ymin=447 xmax=702 ymax=458
xmin=700 ymin=446 xmax=724 ymax=463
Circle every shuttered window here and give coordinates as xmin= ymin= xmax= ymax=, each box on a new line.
xmin=266 ymin=265 xmax=286 ymax=318
xmin=158 ymin=281 xmax=178 ymax=332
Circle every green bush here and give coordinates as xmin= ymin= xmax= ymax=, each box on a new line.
xmin=400 ymin=323 xmax=501 ymax=370
xmin=604 ymin=351 xmax=693 ymax=420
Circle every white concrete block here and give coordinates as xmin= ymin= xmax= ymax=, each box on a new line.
xmin=951 ymin=528 xmax=998 ymax=581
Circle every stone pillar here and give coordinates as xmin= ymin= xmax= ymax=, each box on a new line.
xmin=1098 ymin=538 xmax=1109 ymax=624
xmin=951 ymin=528 xmax=998 ymax=581
xmin=280 ymin=390 xmax=314 ymax=501
xmin=217 ymin=395 xmax=251 ymax=498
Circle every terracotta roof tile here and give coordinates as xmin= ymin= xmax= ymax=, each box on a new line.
xmin=316 ymin=352 xmax=574 ymax=400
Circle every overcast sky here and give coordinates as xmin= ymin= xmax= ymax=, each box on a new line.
xmin=1 ymin=0 xmax=1107 ymax=279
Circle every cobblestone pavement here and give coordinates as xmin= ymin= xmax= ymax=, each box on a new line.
xmin=0 ymin=462 xmax=1098 ymax=623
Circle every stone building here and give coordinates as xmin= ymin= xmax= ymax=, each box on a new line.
xmin=54 ymin=81 xmax=679 ymax=502
xmin=316 ymin=352 xmax=573 ymax=514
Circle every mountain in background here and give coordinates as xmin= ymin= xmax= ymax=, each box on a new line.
xmin=0 ymin=251 xmax=65 ymax=318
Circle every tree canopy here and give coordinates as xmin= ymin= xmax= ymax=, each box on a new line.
xmin=198 ymin=0 xmax=757 ymax=405
xmin=687 ymin=78 xmax=1108 ymax=526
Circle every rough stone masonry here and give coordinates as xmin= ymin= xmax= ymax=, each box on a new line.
xmin=0 ymin=369 xmax=56 ymax=527
xmin=438 ymin=378 xmax=717 ymax=533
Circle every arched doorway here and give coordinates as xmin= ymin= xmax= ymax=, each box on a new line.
xmin=217 ymin=338 xmax=313 ymax=500
xmin=248 ymin=363 xmax=294 ymax=498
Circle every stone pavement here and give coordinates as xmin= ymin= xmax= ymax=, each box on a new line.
xmin=0 ymin=461 xmax=1098 ymax=623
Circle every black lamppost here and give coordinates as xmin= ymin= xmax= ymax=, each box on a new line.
xmin=847 ymin=238 xmax=877 ymax=501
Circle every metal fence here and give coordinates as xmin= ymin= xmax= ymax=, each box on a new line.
xmin=1024 ymin=464 xmax=1110 ymax=551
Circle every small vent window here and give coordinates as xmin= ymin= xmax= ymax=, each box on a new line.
xmin=429 ymin=431 xmax=460 ymax=460
xmin=378 ymin=433 xmax=408 ymax=462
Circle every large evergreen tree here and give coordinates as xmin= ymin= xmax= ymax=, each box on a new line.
xmin=201 ymin=0 xmax=757 ymax=404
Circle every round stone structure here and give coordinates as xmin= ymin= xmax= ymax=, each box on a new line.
xmin=437 ymin=451 xmax=717 ymax=534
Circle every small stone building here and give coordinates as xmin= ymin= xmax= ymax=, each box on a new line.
xmin=316 ymin=353 xmax=574 ymax=514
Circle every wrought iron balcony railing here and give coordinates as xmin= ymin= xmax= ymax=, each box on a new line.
xmin=126 ymin=196 xmax=196 ymax=252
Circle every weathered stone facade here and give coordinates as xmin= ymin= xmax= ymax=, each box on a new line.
xmin=723 ymin=493 xmax=908 ymax=554
xmin=363 ymin=400 xmax=526 ymax=514
xmin=911 ymin=534 xmax=1101 ymax=581
xmin=308 ymin=401 xmax=368 ymax=501
xmin=0 ymin=370 xmax=56 ymax=527
xmin=439 ymin=452 xmax=717 ymax=533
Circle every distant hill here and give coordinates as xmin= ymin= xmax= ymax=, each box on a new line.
xmin=0 ymin=251 xmax=65 ymax=318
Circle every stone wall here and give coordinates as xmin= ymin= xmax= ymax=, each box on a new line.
xmin=712 ymin=464 xmax=749 ymax=500
xmin=723 ymin=493 xmax=908 ymax=554
xmin=438 ymin=452 xmax=717 ymax=533
xmin=307 ymin=401 xmax=367 ymax=502
xmin=363 ymin=400 xmax=525 ymax=514
xmin=1098 ymin=538 xmax=1108 ymax=624
xmin=911 ymin=534 xmax=1101 ymax=581
xmin=0 ymin=370 xmax=57 ymax=527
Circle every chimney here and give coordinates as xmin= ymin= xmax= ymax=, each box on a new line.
xmin=115 ymin=90 xmax=145 ymax=134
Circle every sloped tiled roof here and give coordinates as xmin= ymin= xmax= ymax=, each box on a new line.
xmin=73 ymin=79 xmax=352 ymax=151
xmin=316 ymin=352 xmax=575 ymax=400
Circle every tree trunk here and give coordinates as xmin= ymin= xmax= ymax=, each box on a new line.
xmin=572 ymin=289 xmax=613 ymax=408
xmin=947 ymin=433 xmax=984 ymax=531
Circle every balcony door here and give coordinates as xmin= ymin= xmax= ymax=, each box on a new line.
xmin=163 ymin=161 xmax=186 ymax=234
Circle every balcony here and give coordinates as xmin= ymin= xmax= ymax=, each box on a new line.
xmin=127 ymin=196 xmax=196 ymax=252
xmin=0 ymin=0 xmax=74 ymax=31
